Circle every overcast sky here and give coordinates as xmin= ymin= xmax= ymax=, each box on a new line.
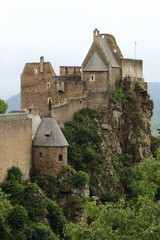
xmin=0 ymin=0 xmax=160 ymax=100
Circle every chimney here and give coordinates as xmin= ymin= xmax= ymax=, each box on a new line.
xmin=93 ymin=28 xmax=100 ymax=42
xmin=40 ymin=56 xmax=44 ymax=73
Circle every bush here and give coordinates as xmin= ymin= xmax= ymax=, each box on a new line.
xmin=23 ymin=183 xmax=46 ymax=220
xmin=100 ymin=191 xmax=121 ymax=203
xmin=46 ymin=198 xmax=67 ymax=238
xmin=1 ymin=180 xmax=25 ymax=205
xmin=83 ymin=148 xmax=103 ymax=170
xmin=0 ymin=209 xmax=12 ymax=240
xmin=72 ymin=171 xmax=89 ymax=189
xmin=7 ymin=205 xmax=28 ymax=229
xmin=14 ymin=232 xmax=27 ymax=240
xmin=0 ymin=99 xmax=8 ymax=114
xmin=7 ymin=167 xmax=23 ymax=182
xmin=25 ymin=222 xmax=60 ymax=240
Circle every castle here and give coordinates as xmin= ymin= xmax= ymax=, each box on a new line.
xmin=0 ymin=29 xmax=144 ymax=181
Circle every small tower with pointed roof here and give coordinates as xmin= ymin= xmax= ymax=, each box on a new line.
xmin=33 ymin=118 xmax=69 ymax=176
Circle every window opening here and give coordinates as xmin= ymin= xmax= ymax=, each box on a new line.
xmin=39 ymin=152 xmax=42 ymax=158
xmin=46 ymin=82 xmax=51 ymax=88
xmin=90 ymin=75 xmax=95 ymax=81
xmin=59 ymin=155 xmax=63 ymax=161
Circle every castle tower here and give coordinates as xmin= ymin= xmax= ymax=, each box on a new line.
xmin=33 ymin=118 xmax=69 ymax=176
xmin=82 ymin=28 xmax=122 ymax=92
xmin=21 ymin=57 xmax=56 ymax=116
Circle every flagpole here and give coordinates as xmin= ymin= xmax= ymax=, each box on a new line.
xmin=134 ymin=41 xmax=137 ymax=60
xmin=134 ymin=41 xmax=137 ymax=80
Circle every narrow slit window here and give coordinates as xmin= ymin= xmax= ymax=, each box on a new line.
xmin=90 ymin=75 xmax=95 ymax=81
xmin=39 ymin=152 xmax=42 ymax=158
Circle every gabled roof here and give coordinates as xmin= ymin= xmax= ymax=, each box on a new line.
xmin=99 ymin=37 xmax=119 ymax=68
xmin=83 ymin=52 xmax=109 ymax=71
xmin=82 ymin=29 xmax=120 ymax=70
xmin=33 ymin=118 xmax=69 ymax=147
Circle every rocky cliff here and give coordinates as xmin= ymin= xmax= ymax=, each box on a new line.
xmin=61 ymin=78 xmax=153 ymax=198
xmin=31 ymin=78 xmax=153 ymax=221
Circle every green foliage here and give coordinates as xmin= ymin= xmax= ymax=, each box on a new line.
xmin=130 ymin=180 xmax=158 ymax=200
xmin=100 ymin=191 xmax=121 ymax=203
xmin=25 ymin=222 xmax=60 ymax=240
xmin=0 ymin=190 xmax=13 ymax=217
xmin=59 ymin=164 xmax=76 ymax=175
xmin=0 ymin=99 xmax=8 ymax=114
xmin=14 ymin=232 xmax=27 ymax=240
xmin=120 ymin=153 xmax=134 ymax=167
xmin=83 ymin=148 xmax=103 ymax=171
xmin=46 ymin=198 xmax=67 ymax=238
xmin=7 ymin=205 xmax=28 ymax=229
xmin=72 ymin=171 xmax=89 ymax=189
xmin=111 ymin=78 xmax=128 ymax=103
xmin=7 ymin=166 xmax=23 ymax=182
xmin=64 ymin=197 xmax=160 ymax=240
xmin=151 ymin=136 xmax=160 ymax=157
xmin=0 ymin=209 xmax=12 ymax=240
xmin=22 ymin=183 xmax=46 ymax=220
xmin=73 ymin=108 xmax=97 ymax=122
xmin=1 ymin=180 xmax=25 ymax=205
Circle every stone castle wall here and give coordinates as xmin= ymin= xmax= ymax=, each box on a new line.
xmin=0 ymin=114 xmax=32 ymax=181
xmin=51 ymin=92 xmax=110 ymax=127
xmin=83 ymin=71 xmax=109 ymax=92
xmin=122 ymin=59 xmax=143 ymax=79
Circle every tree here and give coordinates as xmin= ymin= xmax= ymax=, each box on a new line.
xmin=64 ymin=198 xmax=160 ymax=240
xmin=0 ymin=99 xmax=8 ymax=114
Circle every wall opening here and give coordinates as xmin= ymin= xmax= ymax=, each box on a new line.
xmin=39 ymin=152 xmax=42 ymax=158
xmin=46 ymin=82 xmax=51 ymax=88
xmin=90 ymin=75 xmax=95 ymax=81
xmin=48 ymin=98 xmax=52 ymax=110
xmin=59 ymin=154 xmax=63 ymax=161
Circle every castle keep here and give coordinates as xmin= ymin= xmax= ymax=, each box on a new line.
xmin=0 ymin=29 xmax=145 ymax=181
xmin=21 ymin=29 xmax=143 ymax=126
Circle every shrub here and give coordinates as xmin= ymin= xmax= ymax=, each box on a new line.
xmin=0 ymin=99 xmax=8 ymax=114
xmin=7 ymin=205 xmax=28 ymax=229
xmin=100 ymin=191 xmax=121 ymax=203
xmin=83 ymin=148 xmax=103 ymax=170
xmin=72 ymin=171 xmax=89 ymax=189
xmin=7 ymin=166 xmax=23 ymax=182
xmin=1 ymin=180 xmax=25 ymax=205
xmin=25 ymin=222 xmax=60 ymax=240
xmin=0 ymin=209 xmax=12 ymax=240
xmin=23 ymin=183 xmax=46 ymax=220
xmin=14 ymin=232 xmax=27 ymax=240
xmin=46 ymin=198 xmax=67 ymax=238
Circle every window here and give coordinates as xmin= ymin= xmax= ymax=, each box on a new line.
xmin=39 ymin=152 xmax=42 ymax=158
xmin=34 ymin=68 xmax=38 ymax=75
xmin=46 ymin=82 xmax=51 ymax=88
xmin=90 ymin=75 xmax=95 ymax=82
xmin=48 ymin=98 xmax=52 ymax=110
xmin=59 ymin=155 xmax=63 ymax=161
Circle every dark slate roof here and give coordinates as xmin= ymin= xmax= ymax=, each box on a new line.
xmin=99 ymin=37 xmax=119 ymax=68
xmin=83 ymin=52 xmax=109 ymax=71
xmin=33 ymin=118 xmax=69 ymax=147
